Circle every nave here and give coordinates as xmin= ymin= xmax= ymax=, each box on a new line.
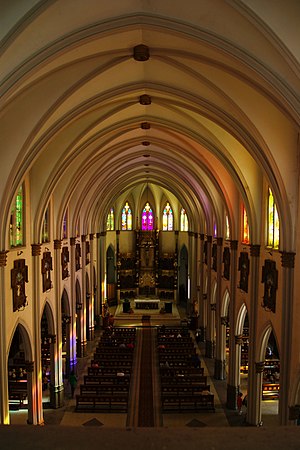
xmin=9 ymin=309 xmax=279 ymax=430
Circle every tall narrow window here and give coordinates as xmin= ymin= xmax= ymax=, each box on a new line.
xmin=141 ymin=202 xmax=154 ymax=230
xmin=42 ymin=204 xmax=50 ymax=243
xmin=267 ymin=188 xmax=279 ymax=249
xmin=10 ymin=185 xmax=24 ymax=247
xmin=242 ymin=205 xmax=250 ymax=244
xmin=122 ymin=202 xmax=132 ymax=230
xmin=225 ymin=214 xmax=230 ymax=240
xmin=162 ymin=202 xmax=173 ymax=231
xmin=180 ymin=208 xmax=188 ymax=231
xmin=63 ymin=209 xmax=68 ymax=239
xmin=213 ymin=221 xmax=217 ymax=238
xmin=106 ymin=208 xmax=114 ymax=231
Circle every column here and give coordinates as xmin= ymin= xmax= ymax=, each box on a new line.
xmin=205 ymin=236 xmax=214 ymax=358
xmin=246 ymin=244 xmax=261 ymax=425
xmin=88 ymin=234 xmax=95 ymax=340
xmin=52 ymin=239 xmax=65 ymax=408
xmin=226 ymin=240 xmax=238 ymax=409
xmin=25 ymin=361 xmax=35 ymax=424
xmin=31 ymin=243 xmax=44 ymax=425
xmin=198 ymin=234 xmax=206 ymax=341
xmin=0 ymin=251 xmax=9 ymax=424
xmin=280 ymin=251 xmax=295 ymax=425
xmin=95 ymin=233 xmax=102 ymax=317
xmin=99 ymin=232 xmax=106 ymax=312
xmin=214 ymin=237 xmax=225 ymax=379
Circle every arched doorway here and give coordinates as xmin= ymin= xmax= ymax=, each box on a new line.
xmin=40 ymin=302 xmax=55 ymax=407
xmin=61 ymin=289 xmax=72 ymax=379
xmin=7 ymin=324 xmax=33 ymax=424
xmin=261 ymin=329 xmax=280 ymax=425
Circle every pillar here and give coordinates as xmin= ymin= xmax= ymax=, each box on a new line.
xmin=30 ymin=243 xmax=44 ymax=424
xmin=205 ymin=236 xmax=214 ymax=358
xmin=226 ymin=240 xmax=238 ymax=409
xmin=88 ymin=234 xmax=95 ymax=340
xmin=0 ymin=251 xmax=9 ymax=424
xmin=198 ymin=234 xmax=206 ymax=341
xmin=214 ymin=237 xmax=225 ymax=379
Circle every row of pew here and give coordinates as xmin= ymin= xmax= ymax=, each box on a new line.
xmin=75 ymin=327 xmax=136 ymax=412
xmin=158 ymin=327 xmax=215 ymax=412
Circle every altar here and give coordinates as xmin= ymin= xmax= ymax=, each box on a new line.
xmin=134 ymin=299 xmax=160 ymax=310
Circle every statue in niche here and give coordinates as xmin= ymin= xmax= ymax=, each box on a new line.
xmin=61 ymin=247 xmax=69 ymax=279
xmin=223 ymin=247 xmax=230 ymax=280
xmin=261 ymin=259 xmax=278 ymax=313
xmin=75 ymin=243 xmax=81 ymax=271
xmin=238 ymin=252 xmax=249 ymax=293
xmin=212 ymin=243 xmax=217 ymax=271
xmin=41 ymin=251 xmax=52 ymax=292
xmin=11 ymin=259 xmax=28 ymax=311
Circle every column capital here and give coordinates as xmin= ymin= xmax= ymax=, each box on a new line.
xmin=280 ymin=251 xmax=295 ymax=268
xmin=31 ymin=243 xmax=41 ymax=256
xmin=96 ymin=232 xmax=101 ymax=239
xmin=230 ymin=240 xmax=238 ymax=250
xmin=0 ymin=250 xmax=8 ymax=267
xmin=250 ymin=244 xmax=260 ymax=257
xmin=220 ymin=316 xmax=227 ymax=326
xmin=255 ymin=361 xmax=265 ymax=373
xmin=70 ymin=237 xmax=76 ymax=246
xmin=54 ymin=239 xmax=62 ymax=250
xmin=89 ymin=233 xmax=94 ymax=241
xmin=200 ymin=233 xmax=205 ymax=241
xmin=210 ymin=303 xmax=216 ymax=311
xmin=81 ymin=234 xmax=86 ymax=243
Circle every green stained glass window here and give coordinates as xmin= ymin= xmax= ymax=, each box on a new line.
xmin=10 ymin=185 xmax=24 ymax=247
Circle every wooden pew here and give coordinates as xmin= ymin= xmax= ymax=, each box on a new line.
xmin=161 ymin=393 xmax=215 ymax=412
xmin=84 ymin=374 xmax=130 ymax=385
xmin=75 ymin=394 xmax=128 ymax=412
xmin=80 ymin=384 xmax=129 ymax=396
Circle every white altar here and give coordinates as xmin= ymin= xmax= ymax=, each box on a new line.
xmin=134 ymin=299 xmax=160 ymax=309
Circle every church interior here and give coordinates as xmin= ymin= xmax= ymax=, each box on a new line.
xmin=0 ymin=1 xmax=300 ymax=448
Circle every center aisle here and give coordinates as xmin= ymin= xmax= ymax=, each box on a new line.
xmin=138 ymin=323 xmax=154 ymax=426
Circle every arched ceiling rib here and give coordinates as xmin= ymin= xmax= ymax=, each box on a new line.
xmin=1 ymin=2 xmax=299 ymax=250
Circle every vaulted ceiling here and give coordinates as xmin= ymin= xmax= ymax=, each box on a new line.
xmin=0 ymin=0 xmax=299 ymax=247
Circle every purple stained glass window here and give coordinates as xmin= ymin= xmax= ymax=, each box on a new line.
xmin=141 ymin=202 xmax=154 ymax=230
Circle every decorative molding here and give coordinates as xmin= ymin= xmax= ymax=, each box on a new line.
xmin=200 ymin=233 xmax=205 ymax=241
xmin=221 ymin=316 xmax=227 ymax=326
xmin=89 ymin=233 xmax=94 ymax=240
xmin=100 ymin=231 xmax=106 ymax=237
xmin=250 ymin=244 xmax=260 ymax=257
xmin=81 ymin=234 xmax=86 ymax=243
xmin=141 ymin=122 xmax=150 ymax=129
xmin=133 ymin=44 xmax=150 ymax=61
xmin=96 ymin=232 xmax=101 ymax=238
xmin=210 ymin=303 xmax=216 ymax=311
xmin=31 ymin=243 xmax=41 ymax=256
xmin=0 ymin=250 xmax=8 ymax=267
xmin=53 ymin=239 xmax=61 ymax=250
xmin=280 ymin=251 xmax=295 ymax=268
xmin=255 ymin=361 xmax=265 ymax=373
xmin=70 ymin=237 xmax=76 ymax=246
xmin=139 ymin=94 xmax=151 ymax=105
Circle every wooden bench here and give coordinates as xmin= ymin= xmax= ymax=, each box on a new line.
xmin=75 ymin=394 xmax=128 ymax=412
xmin=84 ymin=375 xmax=130 ymax=385
xmin=159 ymin=367 xmax=204 ymax=376
xmin=161 ymin=375 xmax=207 ymax=385
xmin=88 ymin=367 xmax=131 ymax=376
xmin=91 ymin=359 xmax=133 ymax=368
xmin=161 ymin=384 xmax=211 ymax=396
xmin=93 ymin=352 xmax=133 ymax=361
xmin=80 ymin=384 xmax=129 ymax=396
xmin=9 ymin=383 xmax=27 ymax=406
xmin=161 ymin=393 xmax=215 ymax=412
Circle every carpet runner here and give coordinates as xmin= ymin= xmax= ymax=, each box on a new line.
xmin=137 ymin=318 xmax=154 ymax=426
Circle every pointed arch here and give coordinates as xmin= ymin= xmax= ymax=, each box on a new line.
xmin=121 ymin=201 xmax=132 ymax=230
xmin=162 ymin=201 xmax=173 ymax=231
xmin=141 ymin=202 xmax=154 ymax=230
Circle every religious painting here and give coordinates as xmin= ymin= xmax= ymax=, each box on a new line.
xmin=223 ymin=247 xmax=230 ymax=280
xmin=86 ymin=240 xmax=90 ymax=265
xmin=238 ymin=252 xmax=249 ymax=292
xmin=61 ymin=247 xmax=69 ymax=279
xmin=75 ymin=243 xmax=81 ymax=271
xmin=41 ymin=251 xmax=52 ymax=292
xmin=11 ymin=259 xmax=28 ymax=311
xmin=261 ymin=259 xmax=278 ymax=313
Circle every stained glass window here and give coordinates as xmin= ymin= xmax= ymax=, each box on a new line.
xmin=213 ymin=221 xmax=217 ymax=237
xmin=141 ymin=202 xmax=154 ymax=230
xmin=163 ymin=202 xmax=173 ymax=231
xmin=63 ymin=209 xmax=68 ymax=239
xmin=107 ymin=208 xmax=114 ymax=231
xmin=122 ymin=202 xmax=132 ymax=230
xmin=42 ymin=204 xmax=50 ymax=243
xmin=242 ymin=204 xmax=250 ymax=244
xmin=180 ymin=208 xmax=188 ymax=231
xmin=225 ymin=214 xmax=230 ymax=240
xmin=10 ymin=185 xmax=24 ymax=247
xmin=267 ymin=188 xmax=279 ymax=249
